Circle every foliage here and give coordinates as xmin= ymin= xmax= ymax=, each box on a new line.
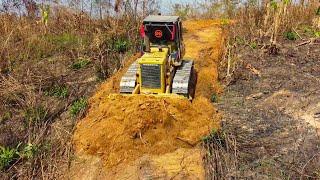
xmin=114 ymin=39 xmax=130 ymax=53
xmin=70 ymin=98 xmax=88 ymax=117
xmin=201 ymin=129 xmax=226 ymax=144
xmin=173 ymin=4 xmax=190 ymax=20
xmin=19 ymin=143 xmax=38 ymax=159
xmin=45 ymin=85 xmax=69 ymax=98
xmin=249 ymin=41 xmax=258 ymax=49
xmin=270 ymin=0 xmax=278 ymax=10
xmin=210 ymin=93 xmax=218 ymax=103
xmin=284 ymin=31 xmax=298 ymax=40
xmin=24 ymin=106 xmax=48 ymax=124
xmin=72 ymin=58 xmax=91 ymax=70
xmin=0 ymin=145 xmax=19 ymax=171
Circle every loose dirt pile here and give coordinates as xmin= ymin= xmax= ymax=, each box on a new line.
xmin=74 ymin=95 xmax=219 ymax=167
xmin=71 ymin=20 xmax=224 ymax=179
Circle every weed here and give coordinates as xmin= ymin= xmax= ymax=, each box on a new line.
xmin=284 ymin=31 xmax=298 ymax=40
xmin=72 ymin=58 xmax=91 ymax=70
xmin=210 ymin=93 xmax=218 ymax=103
xmin=202 ymin=129 xmax=218 ymax=142
xmin=70 ymin=98 xmax=87 ymax=117
xmin=19 ymin=143 xmax=38 ymax=159
xmin=270 ymin=0 xmax=278 ymax=10
xmin=315 ymin=31 xmax=320 ymax=37
xmin=24 ymin=106 xmax=48 ymax=124
xmin=114 ymin=39 xmax=130 ymax=53
xmin=249 ymin=42 xmax=258 ymax=49
xmin=0 ymin=145 xmax=19 ymax=170
xmin=221 ymin=18 xmax=230 ymax=25
xmin=45 ymin=85 xmax=69 ymax=99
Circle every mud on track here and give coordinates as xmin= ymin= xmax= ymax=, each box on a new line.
xmin=71 ymin=20 xmax=224 ymax=179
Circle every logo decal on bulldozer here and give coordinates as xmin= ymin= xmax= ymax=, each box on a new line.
xmin=155 ymin=30 xmax=163 ymax=38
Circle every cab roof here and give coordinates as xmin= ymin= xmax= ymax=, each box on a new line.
xmin=143 ymin=15 xmax=180 ymax=23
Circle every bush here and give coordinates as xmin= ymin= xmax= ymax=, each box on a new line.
xmin=70 ymin=98 xmax=87 ymax=117
xmin=0 ymin=146 xmax=19 ymax=171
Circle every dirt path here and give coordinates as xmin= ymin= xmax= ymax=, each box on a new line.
xmin=69 ymin=20 xmax=224 ymax=179
xmin=219 ymin=41 xmax=320 ymax=178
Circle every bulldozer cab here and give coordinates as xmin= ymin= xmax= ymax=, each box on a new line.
xmin=140 ymin=15 xmax=185 ymax=63
xmin=120 ymin=15 xmax=194 ymax=98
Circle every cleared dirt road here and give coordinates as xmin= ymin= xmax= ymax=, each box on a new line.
xmin=69 ymin=20 xmax=225 ymax=179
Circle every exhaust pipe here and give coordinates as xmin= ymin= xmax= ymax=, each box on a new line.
xmin=144 ymin=35 xmax=151 ymax=52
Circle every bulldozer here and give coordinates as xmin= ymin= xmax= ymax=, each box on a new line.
xmin=120 ymin=15 xmax=195 ymax=99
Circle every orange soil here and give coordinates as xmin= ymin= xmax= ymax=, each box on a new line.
xmin=72 ymin=20 xmax=224 ymax=175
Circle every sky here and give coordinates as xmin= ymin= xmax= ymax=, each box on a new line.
xmin=160 ymin=0 xmax=206 ymax=14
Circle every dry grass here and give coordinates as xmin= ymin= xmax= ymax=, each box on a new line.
xmin=0 ymin=5 xmax=142 ymax=179
xmin=219 ymin=1 xmax=319 ymax=83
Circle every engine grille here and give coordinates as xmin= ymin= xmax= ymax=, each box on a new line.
xmin=141 ymin=64 xmax=161 ymax=89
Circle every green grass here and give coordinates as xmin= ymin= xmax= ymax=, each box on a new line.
xmin=70 ymin=98 xmax=88 ymax=117
xmin=0 ymin=146 xmax=19 ymax=170
xmin=113 ymin=39 xmax=130 ymax=53
xmin=284 ymin=31 xmax=298 ymax=40
xmin=45 ymin=85 xmax=69 ymax=98
xmin=72 ymin=58 xmax=91 ymax=70
xmin=249 ymin=42 xmax=258 ymax=49
xmin=201 ymin=129 xmax=219 ymax=142
xmin=19 ymin=143 xmax=38 ymax=159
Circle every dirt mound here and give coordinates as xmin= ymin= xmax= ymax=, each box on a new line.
xmin=73 ymin=95 xmax=219 ymax=168
xmin=71 ymin=20 xmax=224 ymax=178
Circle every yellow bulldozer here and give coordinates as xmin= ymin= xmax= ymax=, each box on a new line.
xmin=120 ymin=15 xmax=196 ymax=99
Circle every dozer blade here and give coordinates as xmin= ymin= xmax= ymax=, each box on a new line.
xmin=108 ymin=93 xmax=188 ymax=100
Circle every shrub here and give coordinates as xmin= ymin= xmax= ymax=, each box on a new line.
xmin=284 ymin=31 xmax=298 ymax=40
xmin=0 ymin=146 xmax=19 ymax=171
xmin=70 ymin=98 xmax=87 ymax=117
